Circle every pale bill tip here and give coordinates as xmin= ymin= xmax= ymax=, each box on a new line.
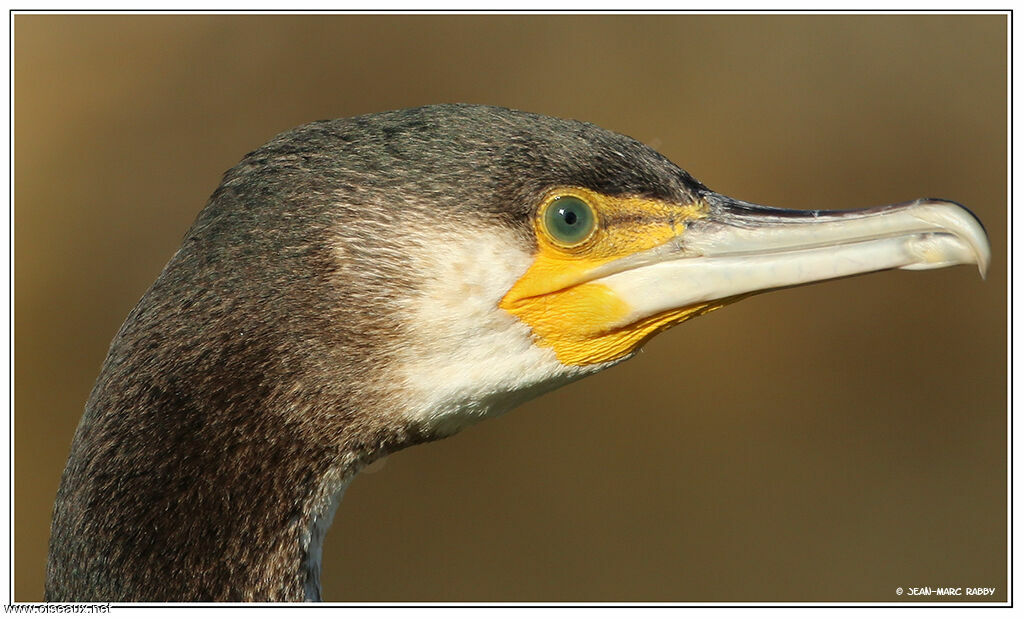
xmin=902 ymin=200 xmax=991 ymax=278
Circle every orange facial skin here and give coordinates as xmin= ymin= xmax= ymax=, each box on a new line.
xmin=500 ymin=187 xmax=721 ymax=366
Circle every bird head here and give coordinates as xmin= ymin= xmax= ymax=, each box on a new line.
xmin=113 ymin=103 xmax=992 ymax=447
xmin=218 ymin=104 xmax=983 ymax=439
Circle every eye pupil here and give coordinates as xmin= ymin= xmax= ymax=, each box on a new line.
xmin=544 ymin=196 xmax=596 ymax=246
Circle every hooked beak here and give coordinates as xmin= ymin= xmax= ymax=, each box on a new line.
xmin=595 ymin=194 xmax=991 ymax=329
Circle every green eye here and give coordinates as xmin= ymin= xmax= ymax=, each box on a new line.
xmin=544 ymin=196 xmax=597 ymax=247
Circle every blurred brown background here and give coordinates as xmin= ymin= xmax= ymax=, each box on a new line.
xmin=14 ymin=14 xmax=1006 ymax=602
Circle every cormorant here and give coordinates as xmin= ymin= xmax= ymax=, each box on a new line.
xmin=45 ymin=104 xmax=990 ymax=602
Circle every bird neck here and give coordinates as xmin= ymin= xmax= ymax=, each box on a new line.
xmin=46 ymin=328 xmax=425 ymax=603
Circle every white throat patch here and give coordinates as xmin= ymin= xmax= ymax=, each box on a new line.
xmin=392 ymin=224 xmax=589 ymax=436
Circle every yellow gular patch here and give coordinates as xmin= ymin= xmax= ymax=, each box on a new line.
xmin=499 ymin=187 xmax=713 ymax=366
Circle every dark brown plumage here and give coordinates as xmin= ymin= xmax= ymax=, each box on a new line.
xmin=46 ymin=104 xmax=709 ymax=601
